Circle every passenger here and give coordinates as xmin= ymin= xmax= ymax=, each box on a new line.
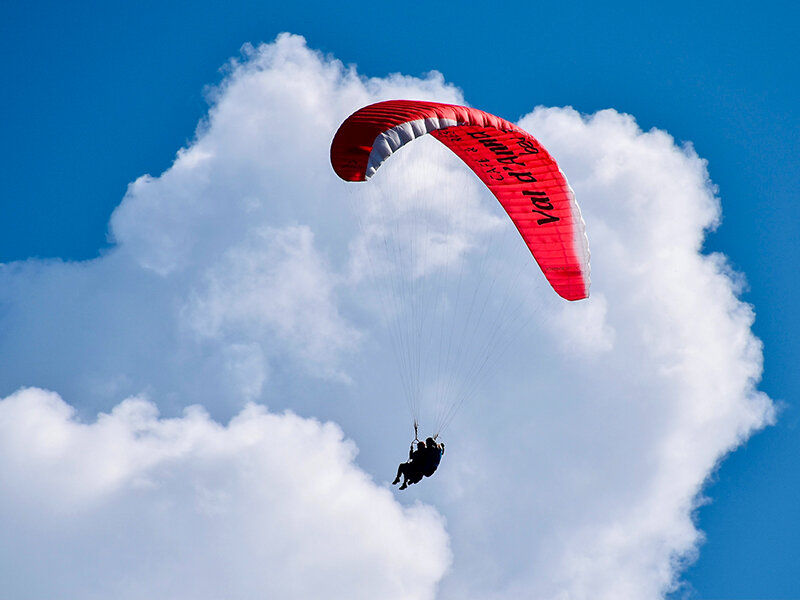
xmin=392 ymin=440 xmax=426 ymax=490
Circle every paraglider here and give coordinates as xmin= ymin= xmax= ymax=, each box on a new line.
xmin=393 ymin=437 xmax=445 ymax=490
xmin=331 ymin=100 xmax=590 ymax=487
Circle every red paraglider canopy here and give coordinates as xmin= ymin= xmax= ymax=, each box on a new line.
xmin=330 ymin=100 xmax=590 ymax=301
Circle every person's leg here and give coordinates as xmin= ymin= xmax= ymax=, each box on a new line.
xmin=393 ymin=462 xmax=407 ymax=485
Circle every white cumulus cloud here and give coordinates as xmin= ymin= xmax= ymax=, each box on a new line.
xmin=0 ymin=387 xmax=450 ymax=600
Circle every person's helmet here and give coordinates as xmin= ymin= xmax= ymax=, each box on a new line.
xmin=417 ymin=440 xmax=426 ymax=448
xmin=426 ymin=437 xmax=435 ymax=446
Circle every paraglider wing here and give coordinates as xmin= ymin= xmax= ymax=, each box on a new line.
xmin=330 ymin=100 xmax=590 ymax=300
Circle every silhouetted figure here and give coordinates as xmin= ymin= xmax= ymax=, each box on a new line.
xmin=420 ymin=437 xmax=445 ymax=477
xmin=393 ymin=437 xmax=446 ymax=490
xmin=393 ymin=440 xmax=426 ymax=490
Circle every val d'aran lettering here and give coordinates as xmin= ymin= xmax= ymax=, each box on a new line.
xmin=523 ymin=190 xmax=559 ymax=225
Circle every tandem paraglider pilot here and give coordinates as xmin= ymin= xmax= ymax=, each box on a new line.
xmin=392 ymin=437 xmax=445 ymax=490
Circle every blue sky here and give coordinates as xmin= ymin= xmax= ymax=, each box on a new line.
xmin=1 ymin=1 xmax=797 ymax=598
